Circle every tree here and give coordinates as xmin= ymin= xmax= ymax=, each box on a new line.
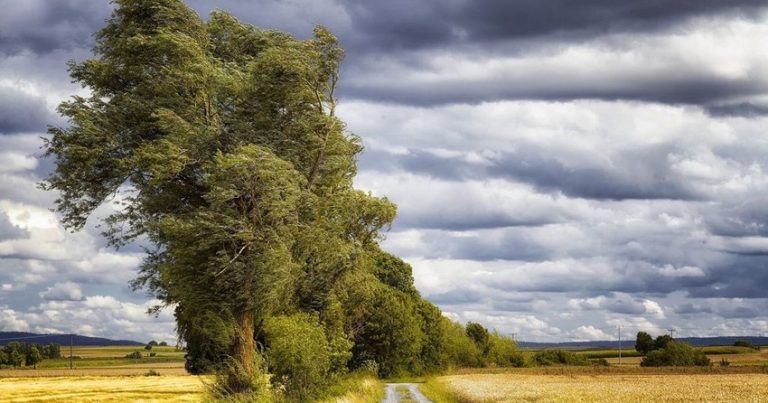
xmin=44 ymin=0 xmax=395 ymax=396
xmin=466 ymin=322 xmax=491 ymax=356
xmin=25 ymin=345 xmax=43 ymax=369
xmin=144 ymin=343 xmax=154 ymax=351
xmin=635 ymin=331 xmax=654 ymax=355
xmin=44 ymin=343 xmax=62 ymax=359
xmin=654 ymin=334 xmax=674 ymax=350
xmin=349 ymin=286 xmax=423 ymax=377
xmin=159 ymin=341 xmax=168 ymax=347
xmin=641 ymin=341 xmax=711 ymax=367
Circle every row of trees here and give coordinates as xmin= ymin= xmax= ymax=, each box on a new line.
xmin=43 ymin=0 xmax=524 ymax=400
xmin=0 ymin=342 xmax=61 ymax=369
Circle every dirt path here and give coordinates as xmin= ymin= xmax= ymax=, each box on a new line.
xmin=383 ymin=383 xmax=432 ymax=403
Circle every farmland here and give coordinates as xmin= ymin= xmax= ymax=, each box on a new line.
xmin=0 ymin=376 xmax=205 ymax=403
xmin=428 ymin=370 xmax=768 ymax=402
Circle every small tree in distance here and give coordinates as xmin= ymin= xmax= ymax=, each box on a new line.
xmin=635 ymin=331 xmax=654 ymax=355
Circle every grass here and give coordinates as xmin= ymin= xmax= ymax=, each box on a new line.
xmin=432 ymin=372 xmax=768 ymax=402
xmin=320 ymin=372 xmax=385 ymax=403
xmin=420 ymin=378 xmax=467 ymax=403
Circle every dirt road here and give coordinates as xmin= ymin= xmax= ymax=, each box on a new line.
xmin=382 ymin=383 xmax=432 ymax=403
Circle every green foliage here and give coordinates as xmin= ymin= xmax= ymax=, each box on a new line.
xmin=440 ymin=319 xmax=483 ymax=368
xmin=349 ymin=286 xmax=423 ymax=377
xmin=486 ymin=333 xmax=524 ymax=367
xmin=44 ymin=0 xmax=519 ymax=394
xmin=44 ymin=343 xmax=62 ymax=359
xmin=654 ymin=334 xmax=674 ymax=350
xmin=465 ymin=322 xmax=491 ymax=356
xmin=264 ymin=313 xmax=332 ymax=401
xmin=533 ymin=350 xmax=590 ymax=366
xmin=125 ymin=351 xmax=143 ymax=359
xmin=640 ymin=341 xmax=711 ymax=367
xmin=25 ymin=345 xmax=43 ymax=368
xmin=635 ymin=331 xmax=654 ymax=355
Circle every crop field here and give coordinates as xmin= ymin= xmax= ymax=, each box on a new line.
xmin=0 ymin=375 xmax=206 ymax=402
xmin=0 ymin=346 xmax=187 ymax=377
xmin=433 ymin=372 xmax=768 ymax=402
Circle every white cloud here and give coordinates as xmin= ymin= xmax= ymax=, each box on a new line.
xmin=40 ymin=281 xmax=83 ymax=301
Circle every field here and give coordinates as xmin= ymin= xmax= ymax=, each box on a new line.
xmin=430 ymin=370 xmax=768 ymax=402
xmin=0 ymin=376 xmax=206 ymax=403
xmin=3 ymin=345 xmax=768 ymax=401
xmin=0 ymin=346 xmax=188 ymax=377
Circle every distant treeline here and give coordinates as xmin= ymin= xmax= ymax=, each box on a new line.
xmin=0 ymin=332 xmax=143 ymax=346
xmin=0 ymin=342 xmax=62 ymax=369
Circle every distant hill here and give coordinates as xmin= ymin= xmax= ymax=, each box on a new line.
xmin=0 ymin=332 xmax=143 ymax=346
xmin=518 ymin=336 xmax=768 ymax=349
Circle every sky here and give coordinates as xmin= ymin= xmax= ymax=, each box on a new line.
xmin=1 ymin=0 xmax=768 ymax=343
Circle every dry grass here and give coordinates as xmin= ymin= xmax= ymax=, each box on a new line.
xmin=436 ymin=372 xmax=768 ymax=402
xmin=0 ymin=375 xmax=206 ymax=402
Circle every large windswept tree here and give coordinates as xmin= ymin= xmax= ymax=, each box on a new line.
xmin=45 ymin=0 xmax=521 ymax=398
xmin=44 ymin=0 xmax=395 ymax=393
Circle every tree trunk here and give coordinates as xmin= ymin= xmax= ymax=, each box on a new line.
xmin=228 ymin=310 xmax=258 ymax=393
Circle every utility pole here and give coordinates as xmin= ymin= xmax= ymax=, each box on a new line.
xmin=69 ymin=334 xmax=73 ymax=370
xmin=510 ymin=333 xmax=517 ymax=342
xmin=618 ymin=325 xmax=622 ymax=366
xmin=668 ymin=328 xmax=676 ymax=339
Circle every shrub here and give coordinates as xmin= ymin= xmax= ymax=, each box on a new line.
xmin=533 ymin=350 xmax=589 ymax=366
xmin=734 ymin=340 xmax=757 ymax=350
xmin=720 ymin=358 xmax=731 ymax=367
xmin=486 ymin=333 xmax=524 ymax=367
xmin=149 ymin=352 xmax=157 ymax=357
xmin=264 ymin=313 xmax=331 ymax=401
xmin=125 ymin=351 xmax=143 ymax=359
xmin=441 ymin=318 xmax=483 ymax=368
xmin=145 ymin=369 xmax=161 ymax=376
xmin=640 ymin=341 xmax=711 ymax=367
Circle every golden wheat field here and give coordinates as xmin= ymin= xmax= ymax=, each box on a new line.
xmin=436 ymin=373 xmax=768 ymax=402
xmin=0 ymin=376 xmax=207 ymax=403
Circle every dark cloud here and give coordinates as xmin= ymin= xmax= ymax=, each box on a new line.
xmin=0 ymin=0 xmax=111 ymax=56
xmin=706 ymin=102 xmax=768 ymax=118
xmin=339 ymin=0 xmax=766 ymax=51
xmin=362 ymin=146 xmax=700 ymax=201
xmin=0 ymin=87 xmax=54 ymax=134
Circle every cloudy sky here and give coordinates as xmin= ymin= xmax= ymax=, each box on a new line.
xmin=2 ymin=0 xmax=768 ymax=343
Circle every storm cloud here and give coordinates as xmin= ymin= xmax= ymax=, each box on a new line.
xmin=1 ymin=0 xmax=768 ymax=342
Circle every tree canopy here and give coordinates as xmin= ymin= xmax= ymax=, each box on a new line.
xmin=44 ymin=0 xmax=520 ymax=398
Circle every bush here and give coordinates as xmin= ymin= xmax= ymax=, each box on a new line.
xmin=264 ymin=313 xmax=331 ymax=401
xmin=719 ymin=358 xmax=730 ymax=367
xmin=486 ymin=333 xmax=524 ymax=367
xmin=440 ymin=318 xmax=483 ymax=368
xmin=149 ymin=352 xmax=157 ymax=357
xmin=640 ymin=341 xmax=711 ymax=367
xmin=125 ymin=351 xmax=143 ymax=359
xmin=145 ymin=369 xmax=161 ymax=376
xmin=533 ymin=350 xmax=589 ymax=366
